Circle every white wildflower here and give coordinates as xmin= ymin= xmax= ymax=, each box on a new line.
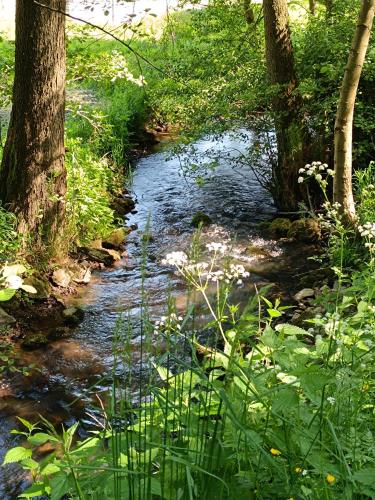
xmin=206 ymin=242 xmax=228 ymax=254
xmin=327 ymin=397 xmax=336 ymax=405
xmin=298 ymin=176 xmax=304 ymax=184
xmin=5 ymin=275 xmax=23 ymax=289
xmin=162 ymin=251 xmax=188 ymax=267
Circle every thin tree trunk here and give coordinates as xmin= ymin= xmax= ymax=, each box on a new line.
xmin=244 ymin=0 xmax=255 ymax=23
xmin=326 ymin=0 xmax=333 ymax=17
xmin=0 ymin=0 xmax=66 ymax=251
xmin=263 ymin=0 xmax=304 ymax=210
xmin=334 ymin=0 xmax=375 ymax=218
xmin=309 ymin=0 xmax=316 ymax=16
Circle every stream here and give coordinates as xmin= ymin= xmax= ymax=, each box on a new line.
xmin=0 ymin=130 xmax=316 ymax=498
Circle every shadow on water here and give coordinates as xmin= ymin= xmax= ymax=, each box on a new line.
xmin=0 ymin=130 xmax=317 ymax=498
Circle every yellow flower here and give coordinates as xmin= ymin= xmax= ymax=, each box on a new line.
xmin=362 ymin=383 xmax=370 ymax=392
xmin=288 ymin=497 xmax=294 ymax=500
xmin=326 ymin=473 xmax=336 ymax=485
xmin=270 ymin=448 xmax=281 ymax=456
xmin=295 ymin=467 xmax=302 ymax=473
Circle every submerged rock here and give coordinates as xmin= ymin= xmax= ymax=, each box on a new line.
xmin=22 ymin=333 xmax=49 ymax=349
xmin=63 ymin=307 xmax=85 ymax=326
xmin=191 ymin=212 xmax=212 ymax=227
xmin=288 ymin=218 xmax=321 ymax=243
xmin=49 ymin=327 xmax=72 ymax=340
xmin=52 ymin=269 xmax=71 ymax=288
xmin=269 ymin=218 xmax=292 ymax=238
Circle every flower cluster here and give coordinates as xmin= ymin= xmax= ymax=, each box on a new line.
xmin=162 ymin=251 xmax=189 ymax=267
xmin=298 ymin=161 xmax=334 ymax=184
xmin=207 ymin=264 xmax=250 ymax=285
xmin=206 ymin=242 xmax=228 ymax=254
xmin=161 ymin=243 xmax=250 ymax=287
xmin=359 ymin=222 xmax=375 ymax=252
xmin=154 ymin=313 xmax=183 ymax=335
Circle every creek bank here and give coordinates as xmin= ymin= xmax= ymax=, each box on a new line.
xmin=1 ymin=220 xmax=135 ymax=351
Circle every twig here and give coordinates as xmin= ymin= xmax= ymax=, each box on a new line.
xmin=33 ymin=0 xmax=185 ymax=85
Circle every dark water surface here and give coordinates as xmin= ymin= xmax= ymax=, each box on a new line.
xmin=0 ymin=131 xmax=314 ymax=498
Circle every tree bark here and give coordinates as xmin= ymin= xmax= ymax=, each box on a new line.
xmin=334 ymin=0 xmax=375 ymax=218
xmin=244 ymin=0 xmax=255 ymax=24
xmin=263 ymin=0 xmax=304 ymax=210
xmin=309 ymin=0 xmax=316 ymax=16
xmin=0 ymin=0 xmax=66 ymax=251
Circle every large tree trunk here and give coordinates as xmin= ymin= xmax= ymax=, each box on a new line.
xmin=334 ymin=0 xmax=375 ymax=218
xmin=0 ymin=0 xmax=66 ymax=251
xmin=263 ymin=0 xmax=304 ymax=211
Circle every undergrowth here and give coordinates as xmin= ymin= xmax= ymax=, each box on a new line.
xmin=4 ymin=174 xmax=375 ymax=499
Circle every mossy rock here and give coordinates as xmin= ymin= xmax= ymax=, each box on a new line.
xmin=288 ymin=218 xmax=321 ymax=243
xmin=102 ymin=227 xmax=130 ymax=250
xmin=257 ymin=220 xmax=272 ymax=230
xmin=269 ymin=218 xmax=292 ymax=238
xmin=23 ymin=276 xmax=51 ymax=300
xmin=110 ymin=197 xmax=135 ymax=217
xmin=191 ymin=212 xmax=212 ymax=228
xmin=79 ymin=247 xmax=115 ymax=266
xmin=22 ymin=334 xmax=49 ymax=349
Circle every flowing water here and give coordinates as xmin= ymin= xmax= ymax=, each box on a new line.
xmin=0 ymin=131 xmax=316 ymax=498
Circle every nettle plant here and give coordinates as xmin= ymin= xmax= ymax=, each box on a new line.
xmin=3 ymin=229 xmax=375 ymax=499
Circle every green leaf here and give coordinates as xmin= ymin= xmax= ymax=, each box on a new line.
xmin=0 ymin=288 xmax=16 ymax=302
xmin=272 ymin=388 xmax=299 ymax=414
xmin=28 ymin=432 xmax=59 ymax=446
xmin=19 ymin=482 xmax=47 ymax=499
xmin=3 ymin=446 xmax=32 ymax=465
xmin=17 ymin=417 xmax=35 ymax=431
xmin=276 ymin=324 xmax=313 ymax=337
xmin=354 ymin=468 xmax=375 ymax=486
xmin=50 ymin=473 xmax=70 ymax=500
xmin=40 ymin=463 xmax=61 ymax=476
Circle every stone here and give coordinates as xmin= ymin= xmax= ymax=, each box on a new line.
xmin=52 ymin=269 xmax=71 ymax=288
xmin=22 ymin=334 xmax=49 ymax=349
xmin=79 ymin=247 xmax=115 ymax=266
xmin=0 ymin=307 xmax=16 ymax=326
xmin=102 ymin=227 xmax=129 ymax=250
xmin=268 ymin=218 xmax=292 ymax=238
xmin=110 ymin=196 xmax=136 ymax=217
xmin=288 ymin=218 xmax=321 ymax=243
xmin=90 ymin=239 xmax=103 ymax=250
xmin=74 ymin=268 xmax=92 ymax=285
xmin=191 ymin=212 xmax=212 ymax=228
xmin=63 ymin=307 xmax=85 ymax=326
xmin=294 ymin=288 xmax=315 ymax=302
xmin=105 ymin=249 xmax=122 ymax=261
xmin=23 ymin=276 xmax=51 ymax=300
